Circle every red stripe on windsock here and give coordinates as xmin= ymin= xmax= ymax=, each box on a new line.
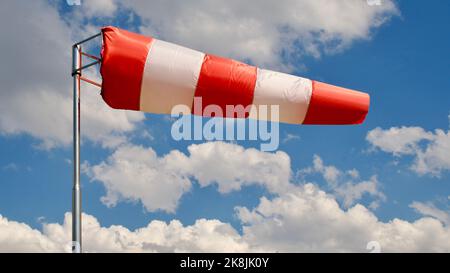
xmin=193 ymin=55 xmax=257 ymax=118
xmin=100 ymin=26 xmax=153 ymax=111
xmin=303 ymin=81 xmax=370 ymax=125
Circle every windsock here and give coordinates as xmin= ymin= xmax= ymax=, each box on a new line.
xmin=100 ymin=26 xmax=370 ymax=125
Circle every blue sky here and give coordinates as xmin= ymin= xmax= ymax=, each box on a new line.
xmin=0 ymin=0 xmax=449 ymax=252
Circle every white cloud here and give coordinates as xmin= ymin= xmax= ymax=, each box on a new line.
xmin=334 ymin=175 xmax=385 ymax=209
xmin=82 ymin=0 xmax=118 ymax=18
xmin=169 ymin=142 xmax=292 ymax=194
xmin=123 ymin=0 xmax=399 ymax=69
xmin=410 ymin=201 xmax=450 ymax=226
xmin=282 ymin=133 xmax=301 ymax=144
xmin=2 ymin=163 xmax=19 ymax=172
xmin=237 ymin=184 xmax=450 ymax=252
xmin=0 ymin=0 xmax=144 ymax=149
xmin=366 ymin=127 xmax=434 ymax=156
xmin=83 ymin=144 xmax=192 ymax=213
xmin=2 ymin=184 xmax=450 ymax=252
xmin=367 ymin=124 xmax=450 ymax=176
xmin=413 ymin=130 xmax=450 ymax=176
xmin=85 ymin=141 xmax=386 ymax=213
xmin=83 ymin=142 xmax=292 ymax=212
xmin=0 ymin=212 xmax=249 ymax=253
xmin=0 ymin=214 xmax=62 ymax=252
xmin=309 ymin=155 xmax=342 ymax=185
xmin=298 ymin=155 xmax=385 ymax=208
xmin=347 ymin=169 xmax=360 ymax=179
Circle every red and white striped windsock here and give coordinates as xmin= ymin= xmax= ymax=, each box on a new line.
xmin=100 ymin=26 xmax=370 ymax=125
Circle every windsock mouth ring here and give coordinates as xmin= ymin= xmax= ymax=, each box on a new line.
xmin=100 ymin=26 xmax=154 ymax=111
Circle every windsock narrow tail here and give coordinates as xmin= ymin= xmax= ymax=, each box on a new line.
xmin=100 ymin=26 xmax=370 ymax=125
xmin=303 ymin=81 xmax=369 ymax=125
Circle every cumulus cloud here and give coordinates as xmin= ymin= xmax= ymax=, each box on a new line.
xmin=2 ymin=183 xmax=450 ymax=253
xmin=122 ymin=0 xmax=399 ymax=69
xmin=85 ymin=141 xmax=387 ymax=213
xmin=83 ymin=144 xmax=192 ymax=213
xmin=0 ymin=212 xmax=248 ymax=253
xmin=83 ymin=142 xmax=292 ymax=212
xmin=367 ymin=123 xmax=450 ymax=176
xmin=334 ymin=176 xmax=385 ymax=210
xmin=0 ymin=214 xmax=62 ymax=252
xmin=168 ymin=142 xmax=292 ymax=194
xmin=236 ymin=184 xmax=450 ymax=252
xmin=367 ymin=127 xmax=434 ymax=156
xmin=0 ymin=0 xmax=144 ymax=149
xmin=298 ymin=155 xmax=386 ymax=208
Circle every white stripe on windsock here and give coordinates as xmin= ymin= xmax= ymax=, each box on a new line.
xmin=139 ymin=39 xmax=205 ymax=114
xmin=249 ymin=68 xmax=312 ymax=124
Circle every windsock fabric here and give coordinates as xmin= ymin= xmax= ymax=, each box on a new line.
xmin=100 ymin=26 xmax=370 ymax=125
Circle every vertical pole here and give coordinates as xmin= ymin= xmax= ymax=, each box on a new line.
xmin=72 ymin=44 xmax=82 ymax=253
